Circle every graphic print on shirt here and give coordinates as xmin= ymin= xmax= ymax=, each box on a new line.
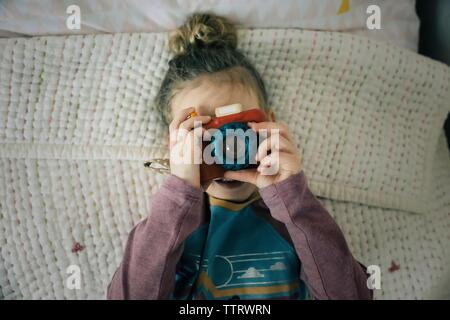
xmin=172 ymin=198 xmax=309 ymax=300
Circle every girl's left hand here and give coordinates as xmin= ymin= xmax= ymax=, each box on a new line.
xmin=223 ymin=122 xmax=302 ymax=188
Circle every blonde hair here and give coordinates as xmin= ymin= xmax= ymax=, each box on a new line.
xmin=169 ymin=12 xmax=237 ymax=56
xmin=155 ymin=13 xmax=268 ymax=124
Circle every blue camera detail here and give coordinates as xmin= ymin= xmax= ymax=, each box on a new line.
xmin=211 ymin=122 xmax=258 ymax=171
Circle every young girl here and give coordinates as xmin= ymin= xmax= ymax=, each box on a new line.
xmin=107 ymin=13 xmax=371 ymax=300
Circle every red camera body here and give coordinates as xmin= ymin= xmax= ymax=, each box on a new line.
xmin=203 ymin=108 xmax=266 ymax=130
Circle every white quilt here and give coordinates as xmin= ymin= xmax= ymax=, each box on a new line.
xmin=0 ymin=29 xmax=449 ymax=299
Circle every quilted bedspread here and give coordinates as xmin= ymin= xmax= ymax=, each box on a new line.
xmin=0 ymin=29 xmax=449 ymax=299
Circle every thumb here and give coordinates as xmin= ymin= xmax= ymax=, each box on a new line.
xmin=223 ymin=169 xmax=258 ymax=184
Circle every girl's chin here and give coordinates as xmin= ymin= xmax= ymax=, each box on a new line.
xmin=212 ymin=178 xmax=245 ymax=189
xmin=206 ymin=178 xmax=255 ymax=201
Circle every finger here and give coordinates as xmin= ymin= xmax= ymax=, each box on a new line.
xmin=223 ymin=169 xmax=258 ymax=184
xmin=191 ymin=127 xmax=207 ymax=149
xmin=202 ymin=127 xmax=212 ymax=140
xmin=169 ymin=107 xmax=196 ymax=146
xmin=171 ymin=127 xmax=205 ymax=160
xmin=256 ymin=134 xmax=295 ymax=162
xmin=172 ymin=123 xmax=211 ymax=147
xmin=257 ymin=151 xmax=280 ymax=175
xmin=260 ymin=151 xmax=298 ymax=167
xmin=170 ymin=129 xmax=178 ymax=147
xmin=248 ymin=121 xmax=291 ymax=139
xmin=183 ymin=130 xmax=203 ymax=164
xmin=179 ymin=115 xmax=212 ymax=131
xmin=169 ymin=107 xmax=196 ymax=132
xmin=177 ymin=115 xmax=211 ymax=142
xmin=258 ymin=152 xmax=298 ymax=173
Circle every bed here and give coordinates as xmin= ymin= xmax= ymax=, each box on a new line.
xmin=0 ymin=0 xmax=449 ymax=300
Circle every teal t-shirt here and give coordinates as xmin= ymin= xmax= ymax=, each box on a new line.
xmin=172 ymin=194 xmax=309 ymax=300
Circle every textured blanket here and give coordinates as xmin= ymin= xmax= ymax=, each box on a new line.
xmin=0 ymin=29 xmax=449 ymax=299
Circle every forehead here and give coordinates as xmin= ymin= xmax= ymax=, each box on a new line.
xmin=170 ymin=77 xmax=260 ymax=116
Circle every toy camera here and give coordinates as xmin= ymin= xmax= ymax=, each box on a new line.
xmin=199 ymin=104 xmax=266 ymax=183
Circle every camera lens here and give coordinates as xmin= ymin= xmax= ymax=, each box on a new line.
xmin=211 ymin=122 xmax=258 ymax=171
xmin=224 ymin=135 xmax=246 ymax=163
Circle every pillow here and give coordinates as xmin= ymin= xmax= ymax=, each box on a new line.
xmin=0 ymin=29 xmax=448 ymax=215
xmin=0 ymin=0 xmax=419 ymax=50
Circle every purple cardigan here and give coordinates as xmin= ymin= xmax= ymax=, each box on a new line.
xmin=107 ymin=171 xmax=372 ymax=300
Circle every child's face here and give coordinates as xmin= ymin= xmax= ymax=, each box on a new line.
xmin=171 ymin=77 xmax=270 ymax=202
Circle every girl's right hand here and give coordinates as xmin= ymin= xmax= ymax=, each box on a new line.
xmin=169 ymin=107 xmax=211 ymax=188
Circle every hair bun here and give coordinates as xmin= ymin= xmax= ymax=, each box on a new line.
xmin=169 ymin=13 xmax=238 ymax=56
